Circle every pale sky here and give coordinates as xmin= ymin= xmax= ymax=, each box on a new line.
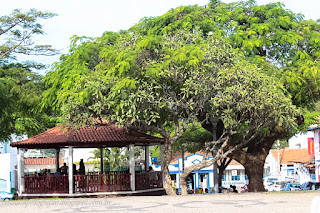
xmin=1 ymin=0 xmax=319 ymax=72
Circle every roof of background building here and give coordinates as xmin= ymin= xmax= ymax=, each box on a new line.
xmin=270 ymin=148 xmax=309 ymax=165
xmin=170 ymin=151 xmax=241 ymax=166
xmin=24 ymin=157 xmax=64 ymax=165
xmin=289 ymin=154 xmax=314 ymax=164
xmin=11 ymin=125 xmax=164 ymax=149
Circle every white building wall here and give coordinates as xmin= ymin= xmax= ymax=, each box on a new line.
xmin=289 ymin=131 xmax=314 ymax=149
xmin=0 ymin=141 xmax=18 ymax=191
xmin=0 ymin=154 xmax=11 ymax=192
xmin=294 ymin=163 xmax=311 ymax=183
xmin=209 ymin=172 xmax=213 ymax=188
xmin=265 ymin=153 xmax=279 ymax=177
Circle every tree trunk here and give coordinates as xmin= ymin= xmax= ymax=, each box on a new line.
xmin=217 ymin=158 xmax=231 ymax=191
xmin=180 ymin=175 xmax=188 ymax=196
xmin=180 ymin=165 xmax=198 ymax=196
xmin=231 ymin=135 xmax=277 ymax=192
xmin=243 ymin=158 xmax=265 ymax=192
xmin=162 ymin=141 xmax=176 ymax=196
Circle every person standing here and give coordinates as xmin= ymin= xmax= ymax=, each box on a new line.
xmin=79 ymin=159 xmax=85 ymax=175
xmin=60 ymin=163 xmax=68 ymax=175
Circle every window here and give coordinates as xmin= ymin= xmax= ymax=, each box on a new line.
xmin=231 ymin=176 xmax=240 ymax=181
xmin=222 ymin=175 xmax=226 ymax=181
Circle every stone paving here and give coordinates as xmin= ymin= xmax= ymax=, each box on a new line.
xmin=0 ymin=191 xmax=319 ymax=213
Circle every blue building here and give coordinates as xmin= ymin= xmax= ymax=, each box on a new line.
xmin=165 ymin=152 xmax=247 ymax=191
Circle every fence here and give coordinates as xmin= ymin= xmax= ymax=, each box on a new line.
xmin=24 ymin=175 xmax=69 ymax=194
xmin=135 ymin=171 xmax=163 ymax=190
xmin=74 ymin=171 xmax=131 ymax=193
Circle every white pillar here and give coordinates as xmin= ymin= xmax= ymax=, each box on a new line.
xmin=55 ymin=148 xmax=60 ymax=172
xmin=17 ymin=148 xmax=25 ymax=195
xmin=68 ymin=146 xmax=73 ymax=194
xmin=145 ymin=146 xmax=150 ymax=170
xmin=129 ymin=144 xmax=135 ymax=191
xmin=100 ymin=147 xmax=104 ymax=174
xmin=160 ymin=144 xmax=165 ymax=185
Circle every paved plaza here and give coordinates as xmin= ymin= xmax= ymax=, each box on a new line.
xmin=0 ymin=191 xmax=319 ymax=213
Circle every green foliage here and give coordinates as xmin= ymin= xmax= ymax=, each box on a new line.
xmin=149 ymin=146 xmax=160 ymax=159
xmin=271 ymin=140 xmax=289 ymax=149
xmin=0 ymin=9 xmax=58 ymax=60
xmin=130 ymin=1 xmax=320 ymax=111
xmin=44 ymin=28 xmax=299 ymax=155
xmin=44 ymin=30 xmax=241 ymax=133
xmin=89 ymin=147 xmax=144 ymax=171
xmin=173 ymin=126 xmax=212 ymax=153
xmin=0 ymin=63 xmax=56 ymax=141
xmin=0 ymin=9 xmax=58 ymax=141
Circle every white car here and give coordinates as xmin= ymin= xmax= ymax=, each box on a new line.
xmin=264 ymin=177 xmax=279 ymax=191
xmin=268 ymin=181 xmax=287 ymax=192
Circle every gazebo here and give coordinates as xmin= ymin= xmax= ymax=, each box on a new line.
xmin=10 ymin=125 xmax=165 ymax=197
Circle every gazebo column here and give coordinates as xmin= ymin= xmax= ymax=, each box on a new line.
xmin=17 ymin=148 xmax=25 ymax=195
xmin=145 ymin=146 xmax=150 ymax=170
xmin=68 ymin=146 xmax=73 ymax=194
xmin=55 ymin=148 xmax=60 ymax=172
xmin=129 ymin=144 xmax=135 ymax=191
xmin=160 ymin=144 xmax=164 ymax=186
xmin=100 ymin=147 xmax=104 ymax=174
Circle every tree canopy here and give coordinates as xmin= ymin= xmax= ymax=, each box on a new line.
xmin=131 ymin=0 xmax=320 ymax=108
xmin=43 ymin=26 xmax=300 ymax=194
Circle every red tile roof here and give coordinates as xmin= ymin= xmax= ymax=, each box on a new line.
xmin=11 ymin=125 xmax=164 ymax=148
xmin=289 ymin=154 xmax=314 ymax=164
xmin=270 ymin=148 xmax=309 ymax=165
xmin=24 ymin=157 xmax=64 ymax=165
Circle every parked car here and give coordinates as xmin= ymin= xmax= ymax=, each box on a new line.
xmin=269 ymin=181 xmax=287 ymax=192
xmin=301 ymin=182 xmax=320 ymax=190
xmin=263 ymin=176 xmax=279 ymax=191
xmin=282 ymin=183 xmax=301 ymax=191
xmin=0 ymin=191 xmax=14 ymax=201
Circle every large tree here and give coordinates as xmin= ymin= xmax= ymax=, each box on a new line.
xmin=0 ymin=9 xmax=58 ymax=141
xmin=43 ymin=28 xmax=299 ymax=195
xmin=43 ymin=29 xmax=264 ymax=195
xmin=130 ymin=0 xmax=320 ymax=192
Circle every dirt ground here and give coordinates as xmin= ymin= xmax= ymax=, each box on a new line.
xmin=0 ymin=191 xmax=319 ymax=213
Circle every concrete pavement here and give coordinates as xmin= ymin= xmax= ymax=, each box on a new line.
xmin=0 ymin=191 xmax=319 ymax=213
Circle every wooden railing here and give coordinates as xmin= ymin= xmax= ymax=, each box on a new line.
xmin=25 ymin=175 xmax=69 ymax=194
xmin=24 ymin=171 xmax=162 ymax=194
xmin=73 ymin=171 xmax=131 ymax=193
xmin=135 ymin=171 xmax=163 ymax=190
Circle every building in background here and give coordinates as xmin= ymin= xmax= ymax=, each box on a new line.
xmin=0 ymin=141 xmax=17 ymax=193
xmin=167 ymin=152 xmax=247 ymax=191
xmin=24 ymin=157 xmax=64 ymax=174
xmin=264 ymin=148 xmax=313 ymax=182
xmin=308 ymin=127 xmax=320 ymax=182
